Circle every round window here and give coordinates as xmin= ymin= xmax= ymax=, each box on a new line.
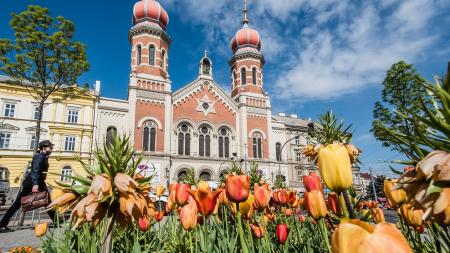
xmin=202 ymin=102 xmax=209 ymax=110
xmin=201 ymin=127 xmax=208 ymax=134
xmin=220 ymin=128 xmax=227 ymax=136
xmin=181 ymin=125 xmax=188 ymax=132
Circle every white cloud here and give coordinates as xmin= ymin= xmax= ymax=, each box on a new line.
xmin=164 ymin=0 xmax=449 ymax=101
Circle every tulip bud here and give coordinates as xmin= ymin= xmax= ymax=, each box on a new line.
xmin=175 ymin=183 xmax=190 ymax=206
xmin=35 ymin=223 xmax=48 ymax=237
xmin=305 ymin=190 xmax=328 ymax=219
xmin=302 ymin=172 xmax=323 ymax=192
xmin=156 ymin=185 xmax=165 ymax=197
xmin=225 ymin=173 xmax=250 ymax=203
xmin=180 ymin=197 xmax=198 ymax=231
xmin=276 ymin=224 xmax=289 ymax=245
xmin=253 ymin=183 xmax=272 ymax=210
xmin=317 ymin=143 xmax=353 ymax=192
xmin=327 ymin=192 xmax=342 ymax=216
xmin=138 ymin=217 xmax=150 ymax=231
xmin=250 ymin=224 xmax=265 ymax=239
xmin=154 ymin=211 xmax=164 ymax=222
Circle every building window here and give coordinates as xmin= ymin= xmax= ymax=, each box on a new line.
xmin=143 ymin=121 xmax=157 ymax=152
xmin=33 ymin=106 xmax=41 ymax=120
xmin=177 ymin=170 xmax=188 ymax=182
xmin=3 ymin=103 xmax=15 ymax=118
xmin=161 ymin=49 xmax=166 ymax=70
xmin=67 ymin=109 xmax=79 ymax=123
xmin=0 ymin=133 xmax=11 ymax=149
xmin=296 ymin=152 xmax=301 ymax=162
xmin=60 ymin=166 xmax=72 ymax=182
xmin=137 ymin=45 xmax=142 ymax=65
xmin=149 ymin=45 xmax=155 ymax=66
xmin=202 ymin=58 xmax=211 ymax=75
xmin=178 ymin=124 xmax=191 ymax=156
xmin=199 ymin=171 xmax=211 ymax=181
xmin=30 ymin=134 xmax=37 ymax=150
xmin=64 ymin=136 xmax=76 ymax=151
xmin=252 ymin=132 xmax=263 ymax=159
xmin=297 ymin=170 xmax=303 ymax=181
xmin=106 ymin=126 xmax=117 ymax=147
xmin=275 ymin=142 xmax=282 ymax=161
xmin=241 ymin=68 xmax=246 ymax=85
xmin=252 ymin=67 xmax=257 ymax=85
xmin=0 ymin=167 xmax=9 ymax=181
xmin=218 ymin=128 xmax=230 ymax=158
xmin=198 ymin=126 xmax=211 ymax=157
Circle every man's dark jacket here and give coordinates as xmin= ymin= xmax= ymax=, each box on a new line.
xmin=25 ymin=152 xmax=49 ymax=186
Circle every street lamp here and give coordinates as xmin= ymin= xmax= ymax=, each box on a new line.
xmin=277 ymin=132 xmax=308 ymax=179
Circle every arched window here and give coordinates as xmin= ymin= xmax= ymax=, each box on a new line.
xmin=202 ymin=59 xmax=211 ymax=75
xmin=198 ymin=125 xmax=211 ymax=157
xmin=252 ymin=67 xmax=257 ymax=85
xmin=106 ymin=126 xmax=117 ymax=147
xmin=143 ymin=121 xmax=157 ymax=152
xmin=161 ymin=49 xmax=166 ymax=70
xmin=149 ymin=45 xmax=155 ymax=66
xmin=0 ymin=167 xmax=9 ymax=181
xmin=218 ymin=127 xmax=230 ymax=158
xmin=199 ymin=171 xmax=211 ymax=181
xmin=178 ymin=124 xmax=191 ymax=155
xmin=276 ymin=142 xmax=282 ymax=161
xmin=60 ymin=166 xmax=72 ymax=182
xmin=241 ymin=68 xmax=246 ymax=85
xmin=137 ymin=45 xmax=142 ymax=65
xmin=252 ymin=132 xmax=263 ymax=159
xmin=177 ymin=170 xmax=188 ymax=182
xmin=220 ymin=170 xmax=228 ymax=181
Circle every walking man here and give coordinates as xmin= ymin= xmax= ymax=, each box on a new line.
xmin=0 ymin=140 xmax=56 ymax=232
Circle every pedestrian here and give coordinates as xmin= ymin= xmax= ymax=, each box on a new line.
xmin=0 ymin=140 xmax=56 ymax=232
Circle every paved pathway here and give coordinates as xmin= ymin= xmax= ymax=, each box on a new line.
xmin=0 ymin=227 xmax=41 ymax=252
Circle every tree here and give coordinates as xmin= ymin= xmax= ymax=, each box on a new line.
xmin=365 ymin=174 xmax=386 ymax=200
xmin=0 ymin=5 xmax=89 ymax=150
xmin=371 ymin=61 xmax=430 ymax=161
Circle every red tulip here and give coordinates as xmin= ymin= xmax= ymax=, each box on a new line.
xmin=302 ymin=172 xmax=323 ymax=192
xmin=287 ymin=190 xmax=297 ymax=206
xmin=276 ymin=224 xmax=289 ymax=245
xmin=305 ymin=190 xmax=328 ymax=219
xmin=250 ymin=223 xmax=265 ymax=239
xmin=154 ymin=211 xmax=164 ymax=222
xmin=175 ymin=183 xmax=190 ymax=206
xmin=225 ymin=173 xmax=250 ymax=203
xmin=187 ymin=181 xmax=223 ymax=217
xmin=253 ymin=183 xmax=272 ymax=210
xmin=138 ymin=217 xmax=150 ymax=231
xmin=328 ymin=192 xmax=342 ymax=216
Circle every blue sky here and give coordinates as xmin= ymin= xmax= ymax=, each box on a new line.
xmin=1 ymin=0 xmax=450 ymax=177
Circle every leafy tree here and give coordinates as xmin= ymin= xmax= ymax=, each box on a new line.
xmin=371 ymin=61 xmax=430 ymax=161
xmin=0 ymin=5 xmax=89 ymax=150
xmin=273 ymin=174 xmax=287 ymax=189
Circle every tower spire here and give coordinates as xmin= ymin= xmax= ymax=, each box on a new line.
xmin=243 ymin=0 xmax=249 ymax=26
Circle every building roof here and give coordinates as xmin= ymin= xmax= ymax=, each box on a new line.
xmin=272 ymin=114 xmax=312 ymax=129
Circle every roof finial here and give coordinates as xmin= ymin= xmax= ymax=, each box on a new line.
xmin=204 ymin=49 xmax=208 ymax=57
xmin=243 ymin=0 xmax=249 ymax=26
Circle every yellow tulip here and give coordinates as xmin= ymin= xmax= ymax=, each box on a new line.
xmin=332 ymin=220 xmax=412 ymax=253
xmin=156 ymin=184 xmax=165 ymax=197
xmin=239 ymin=194 xmax=255 ymax=219
xmin=400 ymin=204 xmax=424 ymax=228
xmin=317 ymin=143 xmax=353 ymax=192
xmin=35 ymin=223 xmax=48 ymax=237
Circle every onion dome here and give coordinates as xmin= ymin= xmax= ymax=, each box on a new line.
xmin=133 ymin=0 xmax=169 ymax=29
xmin=230 ymin=0 xmax=261 ymax=52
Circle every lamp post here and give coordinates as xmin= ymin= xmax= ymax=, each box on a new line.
xmin=277 ymin=132 xmax=308 ymax=187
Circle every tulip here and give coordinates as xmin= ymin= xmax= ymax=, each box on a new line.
xmin=383 ymin=180 xmax=406 ymax=208
xmin=317 ymin=143 xmax=353 ymax=192
xmin=273 ymin=189 xmax=288 ymax=205
xmin=371 ymin=207 xmax=385 ymax=223
xmin=250 ymin=223 xmax=265 ymax=239
xmin=47 ymin=191 xmax=78 ymax=213
xmin=114 ymin=173 xmax=139 ymax=194
xmin=218 ymin=190 xmax=229 ymax=206
xmin=179 ymin=196 xmax=198 ymax=231
xmin=165 ymin=198 xmax=176 ymax=213
xmin=225 ymin=173 xmax=250 ymax=203
xmin=34 ymin=223 xmax=48 ymax=237
xmin=239 ymin=194 xmax=255 ymax=219
xmin=264 ymin=212 xmax=275 ymax=223
xmin=156 ymin=185 xmax=165 ymax=197
xmin=400 ymin=204 xmax=424 ymax=228
xmin=305 ymin=190 xmax=328 ymax=219
xmin=276 ymin=224 xmax=289 ymax=245
xmin=253 ymin=183 xmax=272 ymax=210
xmin=138 ymin=217 xmax=150 ymax=231
xmin=88 ymin=174 xmax=112 ymax=200
xmin=187 ymin=181 xmax=223 ymax=217
xmin=328 ymin=192 xmax=342 ymax=216
xmin=287 ymin=190 xmax=297 ymax=206
xmin=302 ymin=172 xmax=323 ymax=192
xmin=283 ymin=208 xmax=294 ymax=216
xmin=154 ymin=211 xmax=164 ymax=222
xmin=298 ymin=215 xmax=306 ymax=223
xmin=175 ymin=183 xmax=191 ymax=206
xmin=168 ymin=184 xmax=177 ymax=203
xmin=331 ymin=220 xmax=412 ymax=253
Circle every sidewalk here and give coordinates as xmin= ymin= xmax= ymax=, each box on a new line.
xmin=0 ymin=227 xmax=41 ymax=252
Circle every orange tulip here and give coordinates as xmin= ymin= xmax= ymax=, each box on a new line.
xmin=400 ymin=204 xmax=424 ymax=228
xmin=287 ymin=190 xmax=297 ymax=206
xmin=331 ymin=220 xmax=412 ymax=253
xmin=305 ymin=190 xmax=328 ymax=219
xmin=328 ymin=192 xmax=342 ymax=216
xmin=250 ymin=223 xmax=265 ymax=239
xmin=298 ymin=215 xmax=306 ymax=223
xmin=138 ymin=217 xmax=150 ymax=231
xmin=253 ymin=183 xmax=272 ymax=210
xmin=168 ymin=184 xmax=177 ymax=203
xmin=154 ymin=211 xmax=164 ymax=222
xmin=179 ymin=196 xmax=198 ymax=231
xmin=302 ymin=172 xmax=323 ymax=192
xmin=156 ymin=185 xmax=165 ymax=197
xmin=273 ymin=189 xmax=288 ymax=205
xmin=283 ymin=208 xmax=294 ymax=216
xmin=371 ymin=207 xmax=385 ymax=223
xmin=187 ymin=181 xmax=223 ymax=217
xmin=384 ymin=180 xmax=406 ymax=208
xmin=225 ymin=173 xmax=250 ymax=203
xmin=35 ymin=223 xmax=48 ymax=237
xmin=218 ymin=189 xmax=229 ymax=206
xmin=175 ymin=183 xmax=191 ymax=206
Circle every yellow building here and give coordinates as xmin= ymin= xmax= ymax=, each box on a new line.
xmin=0 ymin=76 xmax=99 ymax=189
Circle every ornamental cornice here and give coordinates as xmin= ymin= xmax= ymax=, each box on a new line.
xmin=137 ymin=90 xmax=166 ymax=101
xmin=247 ymin=106 xmax=268 ymax=115
xmin=229 ymin=52 xmax=265 ymax=66
xmin=128 ymin=25 xmax=171 ymax=46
